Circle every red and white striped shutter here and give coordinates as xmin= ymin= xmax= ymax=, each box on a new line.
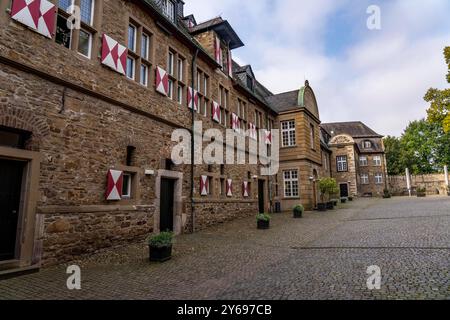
xmin=200 ymin=176 xmax=209 ymax=196
xmin=265 ymin=130 xmax=272 ymax=145
xmin=101 ymin=34 xmax=128 ymax=75
xmin=227 ymin=50 xmax=233 ymax=78
xmin=11 ymin=0 xmax=56 ymax=38
xmin=214 ymin=36 xmax=223 ymax=66
xmin=156 ymin=66 xmax=169 ymax=96
xmin=212 ymin=101 xmax=221 ymax=123
xmin=242 ymin=181 xmax=249 ymax=198
xmin=232 ymin=113 xmax=239 ymax=132
xmin=106 ymin=170 xmax=123 ymax=201
xmin=187 ymin=87 xmax=198 ymax=111
xmin=226 ymin=179 xmax=233 ymax=197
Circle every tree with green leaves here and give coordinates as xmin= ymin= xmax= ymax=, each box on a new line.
xmin=424 ymin=47 xmax=450 ymax=132
xmin=383 ymin=136 xmax=403 ymax=175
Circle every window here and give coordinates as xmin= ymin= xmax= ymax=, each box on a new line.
xmin=337 ymin=156 xmax=348 ymax=172
xmin=122 ymin=173 xmax=132 ymax=198
xmin=140 ymin=64 xmax=148 ymax=86
xmin=177 ymin=58 xmax=184 ymax=82
xmin=163 ymin=0 xmax=175 ymax=22
xmin=0 ymin=126 xmax=31 ymax=149
xmin=373 ymin=155 xmax=382 ymax=166
xmin=220 ymin=178 xmax=225 ymax=196
xmin=246 ymin=75 xmax=254 ymax=91
xmin=126 ymin=57 xmax=135 ymax=80
xmin=323 ymin=152 xmax=329 ymax=171
xmin=363 ymin=140 xmax=372 ymax=149
xmin=141 ymin=33 xmax=149 ymax=59
xmin=56 ymin=0 xmax=96 ymax=58
xmin=167 ymin=50 xmax=185 ymax=102
xmin=360 ymin=174 xmax=369 ymax=185
xmin=359 ymin=156 xmax=368 ymax=166
xmin=310 ymin=124 xmax=315 ymax=150
xmin=375 ymin=173 xmax=383 ymax=184
xmin=219 ymin=86 xmax=229 ymax=126
xmin=281 ymin=120 xmax=296 ymax=147
xmin=127 ymin=20 xmax=153 ymax=85
xmin=284 ymin=170 xmax=299 ymax=198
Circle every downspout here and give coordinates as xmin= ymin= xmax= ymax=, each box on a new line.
xmin=190 ymin=48 xmax=199 ymax=233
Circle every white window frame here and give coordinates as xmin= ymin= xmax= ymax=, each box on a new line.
xmin=126 ymin=57 xmax=135 ymax=80
xmin=204 ymin=76 xmax=208 ymax=97
xmin=283 ymin=170 xmax=299 ymax=198
xmin=139 ymin=64 xmax=148 ymax=87
xmin=360 ymin=174 xmax=369 ymax=185
xmin=163 ymin=0 xmax=175 ymax=22
xmin=168 ymin=51 xmax=174 ymax=76
xmin=80 ymin=0 xmax=95 ymax=26
xmin=359 ymin=156 xmax=368 ymax=166
xmin=337 ymin=156 xmax=348 ymax=172
xmin=122 ymin=173 xmax=132 ymax=199
xmin=363 ymin=140 xmax=372 ymax=149
xmin=141 ymin=33 xmax=149 ymax=60
xmin=177 ymin=85 xmax=183 ymax=104
xmin=375 ymin=173 xmax=383 ymax=184
xmin=168 ymin=79 xmax=174 ymax=99
xmin=177 ymin=58 xmax=184 ymax=82
xmin=128 ymin=24 xmax=136 ymax=52
xmin=281 ymin=120 xmax=296 ymax=147
xmin=373 ymin=155 xmax=382 ymax=166
xmin=77 ymin=29 xmax=92 ymax=58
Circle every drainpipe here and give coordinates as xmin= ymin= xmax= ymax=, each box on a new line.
xmin=190 ymin=48 xmax=199 ymax=233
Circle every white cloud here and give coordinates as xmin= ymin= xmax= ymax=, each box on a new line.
xmin=184 ymin=0 xmax=450 ymax=136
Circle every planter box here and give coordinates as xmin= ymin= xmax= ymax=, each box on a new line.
xmin=417 ymin=193 xmax=426 ymax=198
xmin=348 ymin=197 xmax=353 ymax=202
xmin=341 ymin=199 xmax=347 ymax=204
xmin=317 ymin=203 xmax=327 ymax=212
xmin=149 ymin=245 xmax=172 ymax=262
xmin=257 ymin=220 xmax=270 ymax=230
xmin=293 ymin=211 xmax=303 ymax=219
xmin=326 ymin=202 xmax=334 ymax=210
xmin=332 ymin=201 xmax=338 ymax=207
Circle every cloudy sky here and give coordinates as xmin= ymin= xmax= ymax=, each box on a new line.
xmin=184 ymin=0 xmax=450 ymax=137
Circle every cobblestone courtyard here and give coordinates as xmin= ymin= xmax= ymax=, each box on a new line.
xmin=1 ymin=197 xmax=449 ymax=300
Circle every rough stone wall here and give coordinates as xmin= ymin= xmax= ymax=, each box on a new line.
xmin=0 ymin=0 xmax=278 ymax=266
xmin=329 ymin=144 xmax=358 ymax=197
xmin=388 ymin=174 xmax=450 ymax=196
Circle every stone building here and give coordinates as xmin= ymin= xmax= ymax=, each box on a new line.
xmin=321 ymin=122 xmax=388 ymax=198
xmin=0 ymin=0 xmax=382 ymax=275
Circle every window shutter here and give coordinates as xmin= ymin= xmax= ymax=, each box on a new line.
xmin=187 ymin=87 xmax=199 ymax=111
xmin=226 ymin=179 xmax=233 ymax=197
xmin=155 ymin=66 xmax=169 ymax=96
xmin=214 ymin=36 xmax=223 ymax=66
xmin=106 ymin=170 xmax=123 ymax=201
xmin=200 ymin=176 xmax=209 ymax=196
xmin=242 ymin=181 xmax=249 ymax=198
xmin=101 ymin=34 xmax=128 ymax=75
xmin=11 ymin=0 xmax=56 ymax=39
xmin=265 ymin=130 xmax=272 ymax=145
xmin=249 ymin=123 xmax=257 ymax=140
xmin=232 ymin=113 xmax=240 ymax=132
xmin=227 ymin=50 xmax=233 ymax=77
xmin=211 ymin=101 xmax=221 ymax=123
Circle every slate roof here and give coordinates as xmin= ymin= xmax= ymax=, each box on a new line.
xmin=189 ymin=17 xmax=244 ymax=49
xmin=320 ymin=122 xmax=383 ymax=138
xmin=265 ymin=90 xmax=299 ymax=113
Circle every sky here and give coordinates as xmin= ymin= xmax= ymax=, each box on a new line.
xmin=184 ymin=0 xmax=450 ymax=137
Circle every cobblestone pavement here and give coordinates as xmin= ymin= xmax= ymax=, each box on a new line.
xmin=1 ymin=197 xmax=449 ymax=300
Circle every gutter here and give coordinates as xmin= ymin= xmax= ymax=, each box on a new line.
xmin=190 ymin=48 xmax=199 ymax=233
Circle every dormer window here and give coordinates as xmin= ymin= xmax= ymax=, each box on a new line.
xmin=363 ymin=140 xmax=372 ymax=149
xmin=246 ymin=75 xmax=254 ymax=91
xmin=163 ymin=0 xmax=175 ymax=22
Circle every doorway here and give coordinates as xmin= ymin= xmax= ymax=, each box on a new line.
xmin=160 ymin=178 xmax=175 ymax=232
xmin=0 ymin=159 xmax=25 ymax=261
xmin=258 ymin=180 xmax=265 ymax=213
xmin=340 ymin=183 xmax=349 ymax=198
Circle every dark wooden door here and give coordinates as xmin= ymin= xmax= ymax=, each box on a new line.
xmin=340 ymin=183 xmax=349 ymax=198
xmin=160 ymin=179 xmax=175 ymax=232
xmin=0 ymin=159 xmax=24 ymax=261
xmin=258 ymin=180 xmax=265 ymax=213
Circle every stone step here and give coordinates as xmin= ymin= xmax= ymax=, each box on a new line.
xmin=0 ymin=265 xmax=40 ymax=280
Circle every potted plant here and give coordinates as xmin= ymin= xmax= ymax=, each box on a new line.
xmin=257 ymin=213 xmax=271 ymax=229
xmin=416 ymin=186 xmax=426 ymax=197
xmin=341 ymin=197 xmax=348 ymax=203
xmin=293 ymin=205 xmax=304 ymax=218
xmin=348 ymin=196 xmax=353 ymax=202
xmin=318 ymin=178 xmax=338 ymax=212
xmin=148 ymin=232 xmax=174 ymax=262
xmin=331 ymin=199 xmax=338 ymax=207
xmin=383 ymin=189 xmax=391 ymax=199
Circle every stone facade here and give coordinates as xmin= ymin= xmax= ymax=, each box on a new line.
xmin=388 ymin=174 xmax=450 ymax=196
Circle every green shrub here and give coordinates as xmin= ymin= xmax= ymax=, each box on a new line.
xmin=257 ymin=213 xmax=271 ymax=222
xmin=293 ymin=205 xmax=304 ymax=214
xmin=148 ymin=232 xmax=174 ymax=248
xmin=318 ymin=178 xmax=339 ymax=202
